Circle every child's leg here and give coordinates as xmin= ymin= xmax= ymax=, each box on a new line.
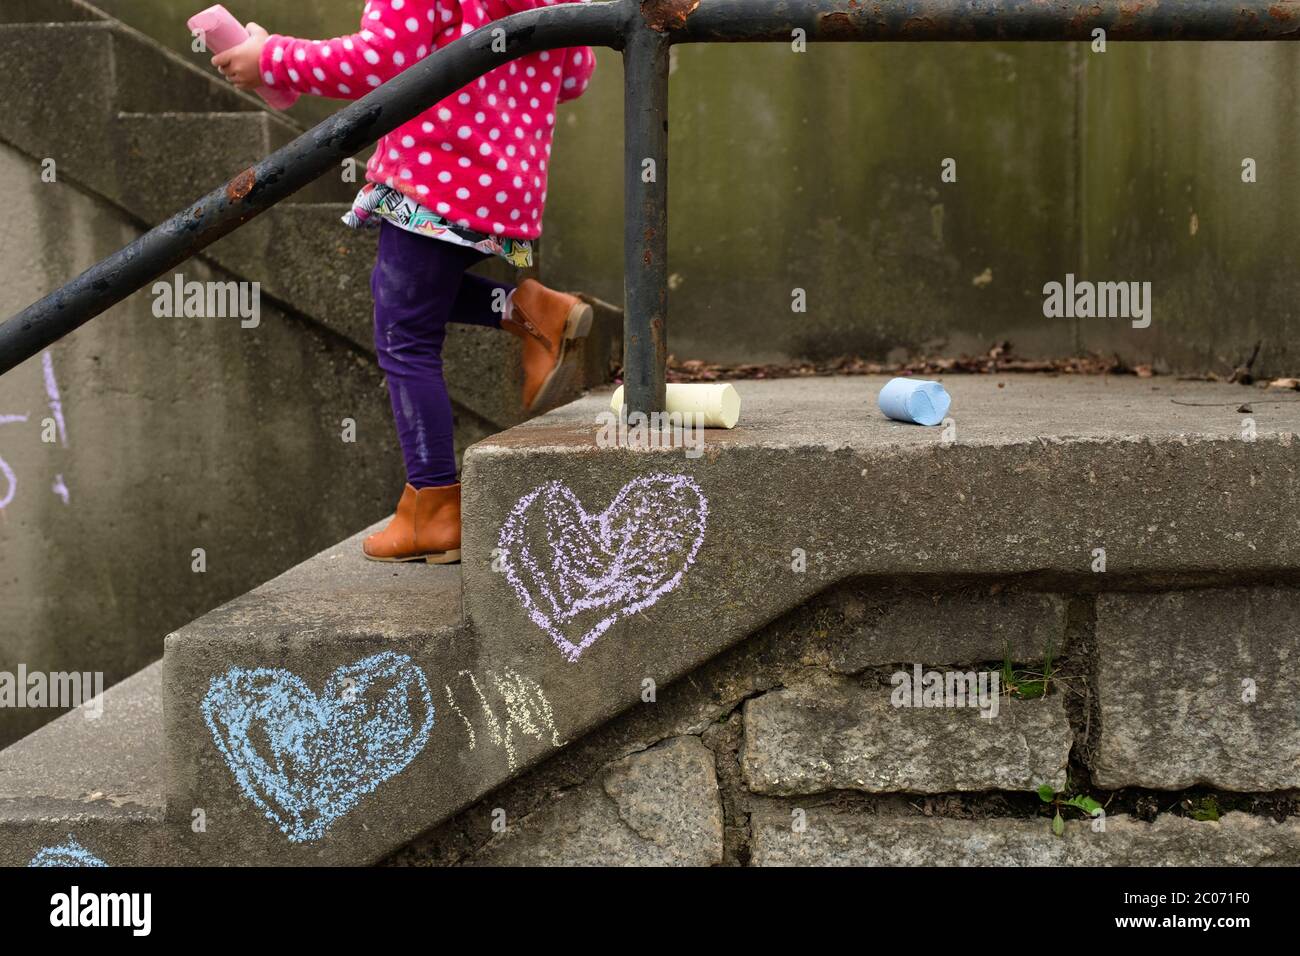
xmin=371 ymin=223 xmax=498 ymax=489
xmin=450 ymin=272 xmax=514 ymax=329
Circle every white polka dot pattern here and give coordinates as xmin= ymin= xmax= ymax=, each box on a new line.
xmin=261 ymin=0 xmax=595 ymax=240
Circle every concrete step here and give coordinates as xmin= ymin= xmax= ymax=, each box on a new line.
xmin=0 ymin=23 xmax=120 ymax=200
xmin=263 ymin=124 xmax=373 ymax=205
xmin=0 ymin=22 xmax=269 ymax=209
xmin=108 ymin=23 xmax=258 ymax=117
xmin=113 ymin=114 xmax=351 ymax=215
xmin=163 ymin=522 xmax=474 ymax=864
xmin=204 ymin=203 xmax=378 ymax=352
xmin=0 ymin=662 xmax=173 ymax=866
xmin=0 ymin=0 xmax=106 ymax=24
xmin=460 ymin=373 xmax=1300 ymax=650
xmin=155 ymin=373 xmax=1300 ymax=865
xmin=113 ymin=112 xmax=357 ymax=213
xmin=115 ymin=112 xmax=279 ymax=222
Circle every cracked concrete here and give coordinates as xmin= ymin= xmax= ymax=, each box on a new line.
xmin=461 ymin=737 xmax=723 ymax=866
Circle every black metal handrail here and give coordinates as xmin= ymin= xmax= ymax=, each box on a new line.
xmin=2 ymin=0 xmax=1299 ymax=414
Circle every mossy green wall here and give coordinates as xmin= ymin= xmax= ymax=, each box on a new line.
xmin=1078 ymin=42 xmax=1300 ymax=375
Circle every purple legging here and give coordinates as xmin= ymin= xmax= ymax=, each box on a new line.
xmin=371 ymin=221 xmax=513 ymax=488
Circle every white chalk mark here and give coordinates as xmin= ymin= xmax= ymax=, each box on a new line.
xmin=443 ymin=683 xmax=475 ymax=751
xmin=492 ymin=668 xmax=564 ymax=750
xmin=51 ymin=474 xmax=69 ymax=504
xmin=460 ymin=670 xmax=510 ymax=767
xmin=448 ymin=667 xmax=562 ymax=772
xmin=41 ymin=352 xmax=68 ymax=447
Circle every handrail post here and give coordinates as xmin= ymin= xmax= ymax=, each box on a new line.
xmin=621 ymin=17 xmax=671 ymax=416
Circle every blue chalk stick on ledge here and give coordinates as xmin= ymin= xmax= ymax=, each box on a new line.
xmin=877 ymin=377 xmax=952 ymax=426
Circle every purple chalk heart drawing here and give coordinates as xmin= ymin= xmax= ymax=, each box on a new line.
xmin=498 ymin=473 xmax=709 ymax=661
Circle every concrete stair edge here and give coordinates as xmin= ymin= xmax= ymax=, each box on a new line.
xmin=0 ymin=661 xmax=173 ymax=867
xmin=0 ymin=0 xmax=108 ymax=25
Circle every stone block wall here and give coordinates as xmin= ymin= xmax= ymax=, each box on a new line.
xmin=387 ymin=582 xmax=1300 ymax=866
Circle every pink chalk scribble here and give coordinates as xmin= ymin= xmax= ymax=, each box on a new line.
xmin=497 ymin=473 xmax=709 ymax=662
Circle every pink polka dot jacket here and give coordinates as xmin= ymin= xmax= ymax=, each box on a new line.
xmin=259 ymin=0 xmax=596 ymax=241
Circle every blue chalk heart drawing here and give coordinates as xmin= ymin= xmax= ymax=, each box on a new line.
xmin=201 ymin=651 xmax=433 ymax=843
xmin=29 ymin=837 xmax=107 ymax=867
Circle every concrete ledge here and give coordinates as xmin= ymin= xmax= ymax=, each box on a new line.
xmin=750 ymin=809 xmax=1300 ymax=866
xmin=108 ymin=23 xmax=256 ymax=116
xmin=457 ymin=377 xmax=1299 ymax=817
xmin=464 ymin=376 xmax=1300 ymax=624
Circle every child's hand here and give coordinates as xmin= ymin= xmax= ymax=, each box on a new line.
xmin=212 ymin=23 xmax=269 ymax=91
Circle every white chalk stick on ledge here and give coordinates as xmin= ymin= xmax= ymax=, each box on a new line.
xmin=610 ymin=383 xmax=741 ymax=429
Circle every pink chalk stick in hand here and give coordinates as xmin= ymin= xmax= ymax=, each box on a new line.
xmin=188 ymin=4 xmax=298 ymax=111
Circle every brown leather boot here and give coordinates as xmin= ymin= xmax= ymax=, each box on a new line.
xmin=503 ymin=278 xmax=594 ymax=414
xmin=363 ymin=483 xmax=461 ymax=563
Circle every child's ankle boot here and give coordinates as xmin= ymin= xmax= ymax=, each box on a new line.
xmin=503 ymin=278 xmax=594 ymax=414
xmin=363 ymin=483 xmax=462 ymax=563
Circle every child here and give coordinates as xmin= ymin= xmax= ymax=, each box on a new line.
xmin=213 ymin=1 xmax=597 ymax=564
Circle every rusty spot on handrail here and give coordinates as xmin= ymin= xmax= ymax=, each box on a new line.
xmin=226 ymin=168 xmax=257 ymax=203
xmin=820 ymin=11 xmax=860 ymax=37
xmin=641 ymin=0 xmax=700 ymax=33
